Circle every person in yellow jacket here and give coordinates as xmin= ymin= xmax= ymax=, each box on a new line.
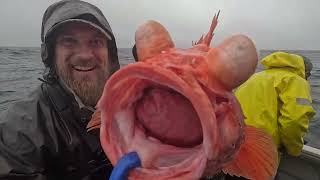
xmin=235 ymin=51 xmax=316 ymax=156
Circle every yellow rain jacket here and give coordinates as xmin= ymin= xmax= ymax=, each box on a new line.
xmin=235 ymin=52 xmax=316 ymax=156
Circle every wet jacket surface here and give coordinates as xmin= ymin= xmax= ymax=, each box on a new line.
xmin=0 ymin=81 xmax=113 ymax=180
xmin=235 ymin=52 xmax=316 ymax=156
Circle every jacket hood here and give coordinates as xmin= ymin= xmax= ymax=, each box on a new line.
xmin=40 ymin=0 xmax=120 ymax=81
xmin=261 ymin=51 xmax=305 ymax=78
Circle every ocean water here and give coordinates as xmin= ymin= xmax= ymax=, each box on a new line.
xmin=0 ymin=47 xmax=319 ymax=148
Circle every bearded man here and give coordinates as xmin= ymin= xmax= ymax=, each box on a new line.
xmin=0 ymin=0 xmax=120 ymax=179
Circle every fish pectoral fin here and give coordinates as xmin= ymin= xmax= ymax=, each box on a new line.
xmin=86 ymin=110 xmax=102 ymax=132
xmin=222 ymin=126 xmax=279 ymax=180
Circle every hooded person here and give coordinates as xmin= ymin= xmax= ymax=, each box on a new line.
xmin=300 ymin=55 xmax=313 ymax=80
xmin=0 ymin=0 xmax=120 ymax=179
xmin=235 ymin=51 xmax=316 ymax=157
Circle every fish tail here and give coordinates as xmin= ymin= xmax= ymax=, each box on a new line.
xmin=222 ymin=126 xmax=279 ymax=180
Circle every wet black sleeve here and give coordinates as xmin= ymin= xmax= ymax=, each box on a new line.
xmin=0 ymin=90 xmax=53 ymax=180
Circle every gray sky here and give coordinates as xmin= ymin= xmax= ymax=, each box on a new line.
xmin=1 ymin=0 xmax=320 ymax=50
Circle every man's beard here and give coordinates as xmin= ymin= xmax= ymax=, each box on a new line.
xmin=56 ymin=60 xmax=110 ymax=107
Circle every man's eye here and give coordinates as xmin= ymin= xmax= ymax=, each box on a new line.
xmin=58 ymin=36 xmax=77 ymax=46
xmin=92 ymin=38 xmax=106 ymax=48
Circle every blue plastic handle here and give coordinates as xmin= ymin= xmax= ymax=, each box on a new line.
xmin=109 ymin=152 xmax=141 ymax=180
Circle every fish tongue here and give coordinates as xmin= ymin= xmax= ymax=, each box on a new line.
xmin=135 ymin=87 xmax=203 ymax=147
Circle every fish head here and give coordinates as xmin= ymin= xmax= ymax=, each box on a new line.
xmin=88 ymin=13 xmax=269 ymax=180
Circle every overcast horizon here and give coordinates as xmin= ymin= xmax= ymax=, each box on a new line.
xmin=1 ymin=0 xmax=320 ymax=50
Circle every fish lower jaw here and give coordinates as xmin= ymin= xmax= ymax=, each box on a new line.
xmin=106 ymin=110 xmax=206 ymax=172
xmin=125 ymin=126 xmax=208 ymax=178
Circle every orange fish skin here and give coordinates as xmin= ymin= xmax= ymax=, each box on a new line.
xmin=87 ymin=11 xmax=278 ymax=180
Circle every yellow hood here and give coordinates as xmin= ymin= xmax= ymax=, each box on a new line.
xmin=261 ymin=51 xmax=305 ymax=78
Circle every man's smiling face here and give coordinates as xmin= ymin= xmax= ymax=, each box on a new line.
xmin=54 ymin=21 xmax=111 ymax=106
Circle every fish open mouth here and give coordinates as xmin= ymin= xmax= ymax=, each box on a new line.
xmin=134 ymin=87 xmax=203 ymax=148
xmin=98 ymin=64 xmax=211 ymax=169
xmin=97 ymin=63 xmax=243 ymax=179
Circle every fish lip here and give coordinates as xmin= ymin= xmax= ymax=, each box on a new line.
xmin=72 ymin=65 xmax=96 ymax=72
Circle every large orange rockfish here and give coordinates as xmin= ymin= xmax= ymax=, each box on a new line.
xmin=88 ymin=13 xmax=278 ymax=180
